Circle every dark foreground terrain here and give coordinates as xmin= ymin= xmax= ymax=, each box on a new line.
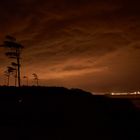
xmin=0 ymin=86 xmax=140 ymax=140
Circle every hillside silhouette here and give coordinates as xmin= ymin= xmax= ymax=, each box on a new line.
xmin=0 ymin=86 xmax=139 ymax=140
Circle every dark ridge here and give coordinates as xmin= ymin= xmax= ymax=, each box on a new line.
xmin=0 ymin=86 xmax=139 ymax=140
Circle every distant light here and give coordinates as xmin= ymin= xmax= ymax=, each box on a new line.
xmin=111 ymin=93 xmax=115 ymax=95
xmin=110 ymin=91 xmax=140 ymax=96
xmin=18 ymin=99 xmax=22 ymax=103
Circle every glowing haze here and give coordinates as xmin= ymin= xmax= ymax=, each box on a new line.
xmin=0 ymin=0 xmax=140 ymax=93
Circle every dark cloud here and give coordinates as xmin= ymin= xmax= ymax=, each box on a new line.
xmin=0 ymin=0 xmax=140 ymax=92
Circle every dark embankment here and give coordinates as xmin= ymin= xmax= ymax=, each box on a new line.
xmin=0 ymin=86 xmax=139 ymax=140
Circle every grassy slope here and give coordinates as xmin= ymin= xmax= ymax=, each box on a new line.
xmin=0 ymin=86 xmax=139 ymax=140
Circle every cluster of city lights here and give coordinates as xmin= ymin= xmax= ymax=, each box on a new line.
xmin=111 ymin=91 xmax=140 ymax=96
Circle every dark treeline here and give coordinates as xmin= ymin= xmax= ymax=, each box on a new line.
xmin=0 ymin=86 xmax=139 ymax=140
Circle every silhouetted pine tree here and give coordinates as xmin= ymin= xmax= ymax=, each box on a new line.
xmin=1 ymin=35 xmax=24 ymax=87
xmin=4 ymin=66 xmax=16 ymax=86
xmin=11 ymin=62 xmax=18 ymax=86
xmin=32 ymin=73 xmax=39 ymax=86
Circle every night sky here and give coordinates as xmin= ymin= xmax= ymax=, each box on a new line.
xmin=0 ymin=0 xmax=140 ymax=93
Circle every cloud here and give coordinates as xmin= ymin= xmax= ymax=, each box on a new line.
xmin=0 ymin=0 xmax=140 ymax=92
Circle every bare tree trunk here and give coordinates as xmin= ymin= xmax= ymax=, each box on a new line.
xmin=17 ymin=60 xmax=20 ymax=87
xmin=17 ymin=49 xmax=21 ymax=87
xmin=15 ymin=70 xmax=17 ymax=86
xmin=7 ymin=75 xmax=10 ymax=86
